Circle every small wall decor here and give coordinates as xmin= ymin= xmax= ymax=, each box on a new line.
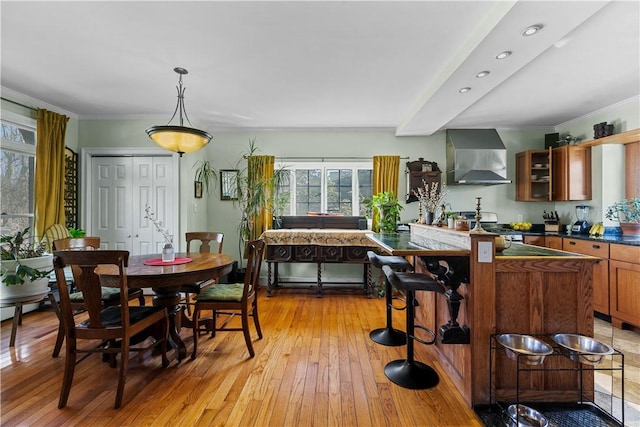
xmin=220 ymin=169 xmax=239 ymax=200
xmin=194 ymin=181 xmax=203 ymax=199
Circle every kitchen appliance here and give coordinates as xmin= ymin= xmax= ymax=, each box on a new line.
xmin=572 ymin=205 xmax=591 ymax=234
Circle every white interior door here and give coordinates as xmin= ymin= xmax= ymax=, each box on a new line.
xmin=91 ymin=157 xmax=133 ymax=251
xmin=90 ymin=155 xmax=177 ymax=255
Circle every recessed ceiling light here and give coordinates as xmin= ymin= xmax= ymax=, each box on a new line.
xmin=458 ymin=87 xmax=471 ymax=93
xmin=495 ymin=51 xmax=512 ymax=60
xmin=476 ymin=71 xmax=490 ymax=78
xmin=522 ymin=24 xmax=543 ymax=37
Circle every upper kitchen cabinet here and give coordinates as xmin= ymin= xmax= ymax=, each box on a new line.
xmin=516 ymin=146 xmax=591 ymax=202
xmin=515 ymin=149 xmax=552 ymax=201
xmin=552 ymin=145 xmax=591 ymax=201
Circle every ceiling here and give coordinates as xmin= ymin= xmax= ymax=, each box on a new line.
xmin=1 ymin=1 xmax=639 ymax=136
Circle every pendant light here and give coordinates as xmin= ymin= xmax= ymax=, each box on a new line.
xmin=146 ymin=67 xmax=212 ymax=156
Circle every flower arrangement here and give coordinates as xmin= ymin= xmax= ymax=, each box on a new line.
xmin=416 ymin=180 xmax=448 ymax=214
xmin=144 ymin=205 xmax=173 ymax=243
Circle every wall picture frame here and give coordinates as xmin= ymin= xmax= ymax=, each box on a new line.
xmin=194 ymin=181 xmax=203 ymax=199
xmin=220 ymin=169 xmax=239 ymax=200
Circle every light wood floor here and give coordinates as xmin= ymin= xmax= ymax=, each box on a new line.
xmin=0 ymin=289 xmax=483 ymax=426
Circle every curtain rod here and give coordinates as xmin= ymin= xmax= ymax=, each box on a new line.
xmin=1 ymin=97 xmax=37 ymax=112
xmin=275 ymin=156 xmax=410 ymax=160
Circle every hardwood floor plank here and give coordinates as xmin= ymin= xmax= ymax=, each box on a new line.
xmin=1 ymin=290 xmax=486 ymax=426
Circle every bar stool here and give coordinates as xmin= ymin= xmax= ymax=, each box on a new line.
xmin=367 ymin=251 xmax=413 ymax=346
xmin=382 ymin=264 xmax=445 ymax=389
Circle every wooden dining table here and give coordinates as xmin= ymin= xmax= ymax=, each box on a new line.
xmin=96 ymin=252 xmax=234 ymax=361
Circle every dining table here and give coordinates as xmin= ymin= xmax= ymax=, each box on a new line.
xmin=96 ymin=252 xmax=234 ymax=361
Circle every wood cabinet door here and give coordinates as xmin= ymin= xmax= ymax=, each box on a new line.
xmin=553 ymin=146 xmax=592 ymax=201
xmin=563 ymin=238 xmax=610 ymax=315
xmin=523 ymin=235 xmax=545 ymax=247
xmin=610 ymin=259 xmax=640 ymax=328
xmin=544 ymin=236 xmax=563 ymax=250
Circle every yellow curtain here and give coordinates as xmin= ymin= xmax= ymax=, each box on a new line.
xmin=372 ymin=155 xmax=400 ymax=231
xmin=35 ymin=109 xmax=69 ymax=240
xmin=247 ymin=155 xmax=275 ymax=240
xmin=373 ymin=155 xmax=400 ymax=195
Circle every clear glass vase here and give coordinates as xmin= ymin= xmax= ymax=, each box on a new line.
xmin=162 ymin=235 xmax=175 ymax=262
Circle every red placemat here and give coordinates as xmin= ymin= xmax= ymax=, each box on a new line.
xmin=144 ymin=257 xmax=192 ymax=266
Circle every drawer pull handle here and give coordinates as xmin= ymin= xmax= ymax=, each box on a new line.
xmin=593 ymin=245 xmax=600 ymax=249
xmin=569 ymin=241 xmax=576 ymax=245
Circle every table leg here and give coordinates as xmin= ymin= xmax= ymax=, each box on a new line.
xmin=152 ymin=287 xmax=187 ymax=362
xmin=10 ymin=303 xmax=23 ymax=347
xmin=316 ymin=263 xmax=323 ymax=298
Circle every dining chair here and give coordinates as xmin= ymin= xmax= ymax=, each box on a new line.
xmin=191 ymin=239 xmax=265 ymax=359
xmin=180 ymin=231 xmax=224 ymax=316
xmin=43 ymin=223 xmax=71 ymax=253
xmin=53 ymin=250 xmax=169 ymax=409
xmin=49 ymin=237 xmax=145 ymax=358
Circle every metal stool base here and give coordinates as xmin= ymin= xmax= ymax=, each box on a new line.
xmin=384 ymin=359 xmax=440 ymax=389
xmin=369 ymin=327 xmax=406 ymax=347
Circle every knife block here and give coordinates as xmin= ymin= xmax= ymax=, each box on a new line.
xmin=544 ymin=221 xmax=561 ymax=233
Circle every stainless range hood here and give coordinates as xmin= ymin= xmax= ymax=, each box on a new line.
xmin=446 ymin=129 xmax=512 ymax=185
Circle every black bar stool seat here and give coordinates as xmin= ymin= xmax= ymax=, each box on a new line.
xmin=367 ymin=251 xmax=413 ymax=346
xmin=382 ymin=265 xmax=445 ymax=389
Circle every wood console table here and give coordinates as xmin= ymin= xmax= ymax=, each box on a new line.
xmin=260 ymin=229 xmax=374 ymax=297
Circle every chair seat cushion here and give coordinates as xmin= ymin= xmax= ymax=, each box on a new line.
xmin=78 ymin=306 xmax=165 ymax=328
xmin=70 ymin=287 xmax=120 ymax=302
xmin=180 ymin=280 xmax=214 ymax=294
xmin=194 ymin=283 xmax=243 ymax=302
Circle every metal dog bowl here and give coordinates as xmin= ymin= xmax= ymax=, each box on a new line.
xmin=507 ymin=404 xmax=548 ymax=427
xmin=497 ymin=334 xmax=553 ymax=365
xmin=551 ymin=333 xmax=614 ymax=365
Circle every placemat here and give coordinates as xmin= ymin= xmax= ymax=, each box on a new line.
xmin=144 ymin=257 xmax=192 ymax=266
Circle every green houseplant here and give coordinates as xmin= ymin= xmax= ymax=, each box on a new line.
xmin=1 ymin=228 xmax=53 ymax=300
xmin=605 ymin=197 xmax=640 ymax=235
xmin=363 ymin=191 xmax=403 ymax=233
xmin=193 ymin=160 xmax=218 ymax=196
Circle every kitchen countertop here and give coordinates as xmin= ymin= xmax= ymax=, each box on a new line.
xmin=527 ymin=230 xmax=640 ymax=246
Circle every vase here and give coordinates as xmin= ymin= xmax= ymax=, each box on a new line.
xmin=620 ymin=222 xmax=640 ymax=235
xmin=162 ymin=235 xmax=175 ymax=262
xmin=425 ymin=212 xmax=434 ymax=225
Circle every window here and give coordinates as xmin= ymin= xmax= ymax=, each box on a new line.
xmin=1 ymin=111 xmax=37 ymax=237
xmin=274 ymin=162 xmax=373 ymax=216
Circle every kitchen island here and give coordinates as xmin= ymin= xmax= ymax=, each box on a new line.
xmin=367 ymin=225 xmax=599 ymax=408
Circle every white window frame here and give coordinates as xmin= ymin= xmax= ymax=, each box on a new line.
xmin=0 ymin=111 xmax=37 ymax=234
xmin=275 ymin=161 xmax=373 ymax=216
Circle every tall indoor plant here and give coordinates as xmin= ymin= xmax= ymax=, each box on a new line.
xmin=1 ymin=228 xmax=53 ymax=300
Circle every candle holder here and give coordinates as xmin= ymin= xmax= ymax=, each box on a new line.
xmin=471 ymin=197 xmax=486 ymax=232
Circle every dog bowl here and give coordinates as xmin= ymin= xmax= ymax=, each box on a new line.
xmin=551 ymin=333 xmax=614 ymax=365
xmin=497 ymin=334 xmax=553 ymax=365
xmin=507 ymin=404 xmax=548 ymax=427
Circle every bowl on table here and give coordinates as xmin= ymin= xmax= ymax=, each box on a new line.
xmin=551 ymin=333 xmax=614 ymax=365
xmin=497 ymin=334 xmax=553 ymax=365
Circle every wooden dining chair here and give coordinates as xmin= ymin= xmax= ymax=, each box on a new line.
xmin=49 ymin=237 xmax=145 ymax=358
xmin=180 ymin=232 xmax=224 ymax=316
xmin=191 ymin=239 xmax=265 ymax=360
xmin=53 ymin=250 xmax=169 ymax=409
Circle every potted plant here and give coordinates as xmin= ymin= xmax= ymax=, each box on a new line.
xmin=1 ymin=228 xmax=53 ymax=300
xmin=193 ymin=160 xmax=218 ymax=196
xmin=605 ymin=197 xmax=640 ymax=235
xmin=363 ymin=191 xmax=403 ymax=233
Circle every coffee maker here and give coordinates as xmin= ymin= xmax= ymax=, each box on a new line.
xmin=571 ymin=205 xmax=591 ymax=234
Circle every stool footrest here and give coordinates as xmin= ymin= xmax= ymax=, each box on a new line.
xmin=411 ymin=325 xmax=437 ymax=345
